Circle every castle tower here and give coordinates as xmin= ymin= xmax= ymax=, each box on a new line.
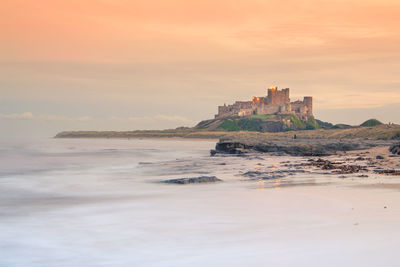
xmin=267 ymin=87 xmax=290 ymax=105
xmin=282 ymin=88 xmax=290 ymax=103
xmin=303 ymin=96 xmax=313 ymax=116
xmin=266 ymin=86 xmax=277 ymax=104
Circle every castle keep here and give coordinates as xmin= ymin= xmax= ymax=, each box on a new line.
xmin=216 ymin=87 xmax=313 ymax=120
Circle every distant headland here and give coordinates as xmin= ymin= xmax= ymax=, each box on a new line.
xmin=55 ymin=84 xmax=400 ymax=156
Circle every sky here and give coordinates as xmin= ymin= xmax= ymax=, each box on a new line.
xmin=1 ymin=0 xmax=400 ymax=137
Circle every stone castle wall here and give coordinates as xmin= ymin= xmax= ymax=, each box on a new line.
xmin=266 ymin=87 xmax=290 ymax=105
xmin=216 ymin=87 xmax=313 ymax=119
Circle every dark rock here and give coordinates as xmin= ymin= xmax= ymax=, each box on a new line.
xmin=242 ymin=171 xmax=286 ymax=180
xmin=215 ymin=137 xmax=395 ymax=157
xmin=260 ymin=174 xmax=286 ymax=180
xmin=210 ymin=149 xmax=217 ymax=156
xmin=374 ymin=169 xmax=400 ymax=175
xmin=391 ymin=133 xmax=400 ymax=140
xmin=389 ymin=143 xmax=400 ymax=155
xmin=162 ymin=176 xmax=222 ymax=184
xmin=376 ymin=155 xmax=384 ymax=159
xmin=242 ymin=171 xmax=264 ymax=177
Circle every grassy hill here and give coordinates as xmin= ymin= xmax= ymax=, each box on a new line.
xmin=360 ymin=119 xmax=383 ymax=127
xmin=195 ymin=114 xmax=319 ymax=132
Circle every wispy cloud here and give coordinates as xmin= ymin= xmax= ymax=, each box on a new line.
xmin=0 ymin=112 xmax=35 ymax=120
xmin=0 ymin=112 xmax=93 ymax=122
xmin=108 ymin=114 xmax=195 ymax=125
xmin=0 ymin=112 xmax=195 ymax=125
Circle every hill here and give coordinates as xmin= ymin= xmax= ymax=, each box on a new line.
xmin=360 ymin=119 xmax=383 ymax=127
xmin=195 ymin=114 xmax=319 ymax=132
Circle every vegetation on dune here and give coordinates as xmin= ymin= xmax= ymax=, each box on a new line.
xmin=56 ymin=124 xmax=400 ymax=141
xmin=360 ymin=119 xmax=383 ymax=127
xmin=216 ymin=115 xmax=320 ymax=132
xmin=331 ymin=124 xmax=352 ymax=129
xmin=218 ymin=119 xmax=240 ymax=131
xmin=315 ymin=119 xmax=334 ymax=129
xmin=286 ymin=115 xmax=318 ymax=131
xmin=218 ymin=118 xmax=261 ymax=132
xmin=250 ymin=114 xmax=271 ymax=119
xmin=305 ymin=117 xmax=319 ymax=130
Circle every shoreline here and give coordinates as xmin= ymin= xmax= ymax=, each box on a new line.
xmin=55 ymin=125 xmax=400 ymax=157
xmin=54 ymin=136 xmax=219 ymax=142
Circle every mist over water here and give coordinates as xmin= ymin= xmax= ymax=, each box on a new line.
xmin=1 ymin=138 xmax=400 ymax=266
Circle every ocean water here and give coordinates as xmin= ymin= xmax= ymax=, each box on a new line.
xmin=1 ymin=138 xmax=400 ymax=267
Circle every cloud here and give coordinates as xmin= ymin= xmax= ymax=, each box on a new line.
xmin=108 ymin=114 xmax=195 ymax=125
xmin=0 ymin=112 xmax=93 ymax=122
xmin=0 ymin=112 xmax=194 ymax=125
xmin=0 ymin=112 xmax=34 ymax=119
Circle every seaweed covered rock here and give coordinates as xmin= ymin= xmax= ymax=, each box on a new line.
xmin=389 ymin=144 xmax=400 ymax=155
xmin=162 ymin=176 xmax=222 ymax=184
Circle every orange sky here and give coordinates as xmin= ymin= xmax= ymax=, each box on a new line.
xmin=1 ymin=0 xmax=400 ymax=136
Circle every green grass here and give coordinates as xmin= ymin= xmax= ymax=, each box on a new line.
xmin=290 ymin=115 xmax=306 ymax=130
xmin=306 ymin=117 xmax=319 ymax=130
xmin=218 ymin=118 xmax=261 ymax=132
xmin=250 ymin=114 xmax=271 ymax=119
xmin=315 ymin=119 xmax=333 ymax=129
xmin=288 ymin=115 xmax=319 ymax=130
xmin=218 ymin=119 xmax=241 ymax=131
xmin=237 ymin=119 xmax=261 ymax=131
xmin=360 ymin=119 xmax=383 ymax=127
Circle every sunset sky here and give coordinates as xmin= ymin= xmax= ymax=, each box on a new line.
xmin=1 ymin=0 xmax=400 ymax=137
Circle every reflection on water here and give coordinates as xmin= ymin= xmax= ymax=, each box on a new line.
xmin=274 ymin=178 xmax=281 ymax=189
xmin=256 ymin=178 xmax=281 ymax=190
xmin=256 ymin=180 xmax=265 ymax=190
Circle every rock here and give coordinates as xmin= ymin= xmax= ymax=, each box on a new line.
xmin=215 ymin=138 xmax=393 ymax=157
xmin=374 ymin=169 xmax=400 ymax=175
xmin=162 ymin=176 xmax=222 ymax=184
xmin=389 ymin=144 xmax=400 ymax=155
xmin=242 ymin=171 xmax=286 ymax=180
xmin=391 ymin=133 xmax=400 ymax=140
xmin=215 ymin=142 xmax=251 ymax=155
xmin=376 ymin=155 xmax=384 ymax=159
xmin=210 ymin=149 xmax=217 ymax=156
xmin=242 ymin=171 xmax=264 ymax=177
xmin=304 ymin=158 xmax=367 ymax=174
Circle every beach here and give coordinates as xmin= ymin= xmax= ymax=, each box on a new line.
xmin=1 ymin=138 xmax=400 ymax=266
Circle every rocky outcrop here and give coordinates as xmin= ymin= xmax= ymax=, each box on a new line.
xmin=162 ymin=176 xmax=222 ymax=184
xmin=214 ymin=138 xmax=393 ymax=157
xmin=389 ymin=144 xmax=400 ymax=155
xmin=215 ymin=141 xmax=358 ymax=156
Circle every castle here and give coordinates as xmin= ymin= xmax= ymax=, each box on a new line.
xmin=216 ymin=87 xmax=313 ymax=120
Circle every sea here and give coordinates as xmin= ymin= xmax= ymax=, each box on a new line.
xmin=1 ymin=138 xmax=400 ymax=266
